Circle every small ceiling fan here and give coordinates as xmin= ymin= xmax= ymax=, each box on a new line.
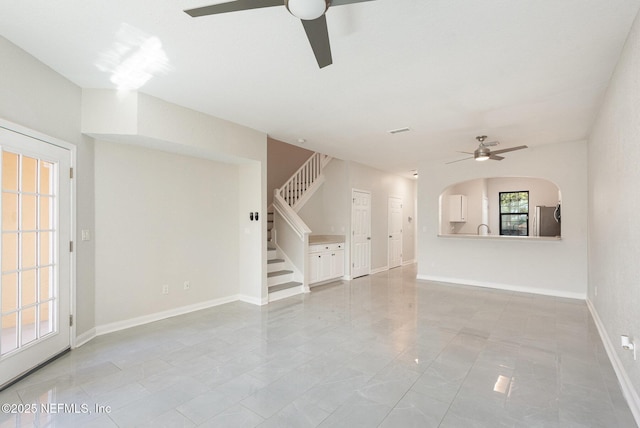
xmin=446 ymin=136 xmax=528 ymax=164
xmin=184 ymin=0 xmax=375 ymax=68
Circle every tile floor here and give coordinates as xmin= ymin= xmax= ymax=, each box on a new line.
xmin=0 ymin=264 xmax=637 ymax=427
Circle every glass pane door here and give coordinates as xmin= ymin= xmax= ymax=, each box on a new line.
xmin=1 ymin=151 xmax=57 ymax=356
xmin=0 ymin=125 xmax=70 ymax=389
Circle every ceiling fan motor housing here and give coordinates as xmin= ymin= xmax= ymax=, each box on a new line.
xmin=474 ymin=146 xmax=491 ymax=160
xmin=285 ymin=0 xmax=330 ymax=20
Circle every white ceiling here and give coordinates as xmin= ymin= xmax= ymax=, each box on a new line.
xmin=1 ymin=0 xmax=639 ymax=176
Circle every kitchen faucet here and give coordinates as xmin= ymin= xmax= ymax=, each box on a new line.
xmin=477 ymin=224 xmax=491 ymax=235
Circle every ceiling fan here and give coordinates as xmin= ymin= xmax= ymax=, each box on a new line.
xmin=184 ymin=0 xmax=375 ymax=68
xmin=446 ymin=136 xmax=528 ymax=164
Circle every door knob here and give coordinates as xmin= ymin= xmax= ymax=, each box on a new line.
xmin=367 ymin=237 xmax=371 ymax=240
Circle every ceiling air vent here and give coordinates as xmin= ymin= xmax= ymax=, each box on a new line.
xmin=388 ymin=127 xmax=411 ymax=135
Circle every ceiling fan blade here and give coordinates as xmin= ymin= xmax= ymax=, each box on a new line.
xmin=456 ymin=151 xmax=474 ymax=155
xmin=301 ymin=15 xmax=332 ymax=68
xmin=490 ymin=145 xmax=528 ymax=155
xmin=330 ymin=0 xmax=376 ymax=6
xmin=185 ymin=0 xmax=283 ymax=17
xmin=489 ymin=155 xmax=505 ymax=161
xmin=446 ymin=157 xmax=473 ymax=164
xmin=484 ymin=141 xmax=499 ymax=147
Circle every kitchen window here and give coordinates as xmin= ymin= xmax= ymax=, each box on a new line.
xmin=499 ymin=191 xmax=529 ymax=236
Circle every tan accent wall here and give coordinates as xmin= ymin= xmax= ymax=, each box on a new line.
xmin=267 ymin=137 xmax=314 ymax=207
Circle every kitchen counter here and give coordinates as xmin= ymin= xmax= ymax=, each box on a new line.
xmin=438 ymin=234 xmax=561 ymax=241
xmin=309 ymin=234 xmax=345 ymax=244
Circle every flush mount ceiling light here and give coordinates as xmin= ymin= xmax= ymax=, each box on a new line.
xmin=286 ymin=0 xmax=329 ymax=20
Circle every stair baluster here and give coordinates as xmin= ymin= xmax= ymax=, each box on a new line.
xmin=277 ymin=152 xmax=331 ymax=210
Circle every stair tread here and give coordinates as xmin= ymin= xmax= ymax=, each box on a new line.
xmin=267 ymin=258 xmax=284 ymax=264
xmin=267 ymin=245 xmax=276 ymax=251
xmin=267 ymin=270 xmax=293 ymax=277
xmin=269 ymin=281 xmax=302 ymax=293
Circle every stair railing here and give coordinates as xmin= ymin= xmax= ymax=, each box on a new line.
xmin=273 ymin=193 xmax=311 ymax=240
xmin=278 ymin=152 xmax=330 ymax=210
xmin=273 ymin=152 xmax=331 ymax=292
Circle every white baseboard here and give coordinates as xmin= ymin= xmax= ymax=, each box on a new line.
xmin=587 ymin=299 xmax=640 ymax=426
xmin=95 ymin=295 xmax=240 ymax=336
xmin=371 ymin=266 xmax=389 ymax=275
xmin=74 ymin=328 xmax=96 ymax=348
xmin=71 ymin=293 xmax=268 ymax=348
xmin=346 ymin=261 xmax=415 ymax=280
xmin=310 ymin=277 xmax=344 ymax=288
xmin=368 ymin=261 xmax=416 ymax=275
xmin=238 ymin=294 xmax=268 ymax=306
xmin=416 ymin=274 xmax=585 ymax=300
xmin=268 ymin=285 xmax=305 ymax=302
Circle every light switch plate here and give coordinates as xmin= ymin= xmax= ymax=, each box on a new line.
xmin=81 ymin=229 xmax=91 ymax=241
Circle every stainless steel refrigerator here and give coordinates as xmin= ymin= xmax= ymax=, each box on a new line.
xmin=534 ymin=205 xmax=561 ymax=237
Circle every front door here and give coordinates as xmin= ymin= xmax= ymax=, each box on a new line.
xmin=351 ymin=190 xmax=371 ymax=278
xmin=388 ymin=196 xmax=402 ymax=269
xmin=0 ymin=127 xmax=71 ymax=388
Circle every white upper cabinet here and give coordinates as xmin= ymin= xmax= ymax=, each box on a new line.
xmin=449 ymin=194 xmax=468 ymax=222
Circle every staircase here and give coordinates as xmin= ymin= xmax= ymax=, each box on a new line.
xmin=266 ymin=152 xmax=331 ymax=302
xmin=267 ymin=211 xmax=303 ymax=300
xmin=267 ymin=241 xmax=303 ymax=300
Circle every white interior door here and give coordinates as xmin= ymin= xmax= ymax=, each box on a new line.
xmin=388 ymin=196 xmax=402 ymax=269
xmin=0 ymin=127 xmax=71 ymax=388
xmin=351 ymin=190 xmax=371 ymax=278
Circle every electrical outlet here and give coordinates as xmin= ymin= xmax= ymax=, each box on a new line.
xmin=162 ymin=284 xmax=169 ymax=295
xmin=184 ymin=281 xmax=190 ymax=291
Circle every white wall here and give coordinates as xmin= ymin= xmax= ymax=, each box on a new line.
xmin=0 ymin=36 xmax=96 ymax=337
xmin=274 ymin=210 xmax=306 ymax=274
xmin=418 ymin=140 xmax=588 ymax=298
xmin=238 ymin=161 xmax=265 ymax=304
xmin=82 ymin=90 xmax=267 ymax=163
xmin=94 ymin=141 xmax=240 ymax=326
xmin=74 ymin=137 xmax=95 ymax=337
xmin=298 ymin=158 xmax=350 ymax=236
xmin=0 ymin=37 xmax=81 ymax=144
xmin=588 ymin=8 xmax=640 ymax=417
xmin=82 ymin=89 xmax=269 ymax=312
xmin=298 ymin=159 xmax=417 ymax=274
